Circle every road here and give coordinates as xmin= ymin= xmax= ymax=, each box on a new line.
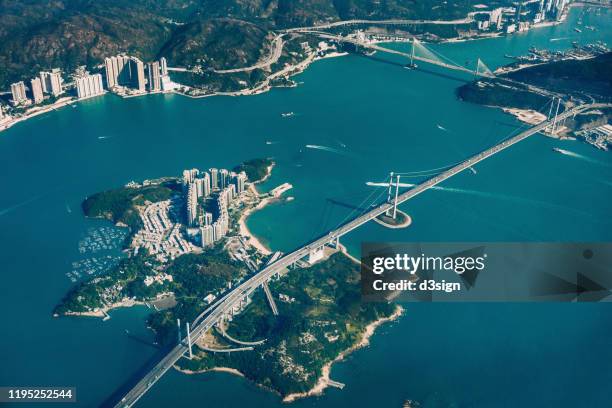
xmin=113 ymin=102 xmax=610 ymax=408
xmin=284 ymin=17 xmax=474 ymax=32
xmin=308 ymin=31 xmax=490 ymax=77
xmin=213 ymin=34 xmax=285 ymax=74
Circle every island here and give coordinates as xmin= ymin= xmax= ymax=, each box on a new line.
xmin=458 ymin=51 xmax=612 ymax=151
xmin=54 ymin=157 xmax=401 ymax=399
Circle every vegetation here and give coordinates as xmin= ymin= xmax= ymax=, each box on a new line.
xmin=457 ymin=79 xmax=550 ymax=111
xmin=179 ymin=252 xmax=397 ymax=396
xmin=82 ymin=180 xmax=180 ymax=231
xmin=0 ymin=0 xmax=490 ymax=89
xmin=458 ymin=52 xmax=612 ymax=112
xmin=54 ymin=254 xmax=158 ymax=315
xmin=505 ymin=52 xmax=612 ymax=98
xmin=233 ymin=158 xmax=273 ymax=182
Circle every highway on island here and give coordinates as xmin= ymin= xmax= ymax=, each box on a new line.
xmin=112 ymin=102 xmax=611 ymax=408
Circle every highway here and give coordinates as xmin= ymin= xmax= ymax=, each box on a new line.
xmin=214 ymin=34 xmax=285 ymax=73
xmin=284 ymin=17 xmax=474 ymax=32
xmin=113 ymin=102 xmax=610 ymax=408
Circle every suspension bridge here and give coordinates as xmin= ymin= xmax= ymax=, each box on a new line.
xmin=110 ymin=101 xmax=610 ymax=408
xmin=306 ymin=31 xmax=494 ymax=77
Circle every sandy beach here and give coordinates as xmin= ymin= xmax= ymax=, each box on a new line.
xmin=237 ymin=162 xmax=285 ymax=256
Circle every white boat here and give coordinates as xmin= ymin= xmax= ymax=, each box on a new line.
xmin=281 ymin=112 xmax=295 ymax=118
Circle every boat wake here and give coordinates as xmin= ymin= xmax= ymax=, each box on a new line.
xmin=305 ymin=144 xmax=350 ymax=156
xmin=0 ymin=194 xmax=45 ymax=217
xmin=366 ymin=182 xmax=598 ymax=219
xmin=553 ymin=148 xmax=609 ymax=166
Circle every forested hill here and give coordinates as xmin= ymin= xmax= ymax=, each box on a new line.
xmin=0 ymin=0 xmax=484 ymax=88
xmin=458 ymin=52 xmax=612 ymax=112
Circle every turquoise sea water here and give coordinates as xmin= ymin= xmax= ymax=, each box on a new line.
xmin=0 ymin=7 xmax=611 ymax=407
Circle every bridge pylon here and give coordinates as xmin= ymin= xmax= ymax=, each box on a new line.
xmin=186 ymin=322 xmax=193 ymax=359
xmin=392 ymin=174 xmax=401 ymax=219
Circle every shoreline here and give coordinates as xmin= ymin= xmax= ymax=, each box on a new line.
xmin=0 ymin=6 xmax=584 ymax=134
xmin=237 ymin=162 xmax=278 ymax=256
xmin=283 ymin=304 xmax=404 ymax=403
xmin=57 ymin=292 xmax=173 ymax=319
xmin=174 ymin=302 xmax=404 ymax=404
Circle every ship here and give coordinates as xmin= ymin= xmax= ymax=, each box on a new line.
xmin=281 ymin=112 xmax=295 ymax=118
xmin=574 ymin=27 xmax=582 ymax=33
xmin=403 ymin=62 xmax=418 ymax=69
xmin=552 ymin=147 xmax=564 ymax=153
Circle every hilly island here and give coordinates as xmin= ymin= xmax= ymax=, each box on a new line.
xmin=54 ymin=158 xmax=400 ymax=399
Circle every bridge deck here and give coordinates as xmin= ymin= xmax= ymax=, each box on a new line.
xmin=112 ymin=103 xmax=610 ymax=408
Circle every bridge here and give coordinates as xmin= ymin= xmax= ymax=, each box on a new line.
xmin=309 ymin=31 xmax=494 ymax=77
xmin=112 ymin=102 xmax=610 ymax=407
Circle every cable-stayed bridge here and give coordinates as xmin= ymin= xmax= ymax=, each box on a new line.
xmin=111 ymin=102 xmax=610 ymax=408
xmin=307 ymin=31 xmax=495 ymax=77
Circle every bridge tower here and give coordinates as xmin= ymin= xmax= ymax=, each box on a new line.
xmin=546 ymin=97 xmax=555 ymax=130
xmin=386 ymin=172 xmax=394 ymax=203
xmin=392 ymin=174 xmax=401 ymax=219
xmin=551 ymin=97 xmax=561 ymax=135
xmin=186 ymin=322 xmax=193 ymax=359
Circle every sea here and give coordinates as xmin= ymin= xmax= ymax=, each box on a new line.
xmin=0 ymin=6 xmax=611 ymax=408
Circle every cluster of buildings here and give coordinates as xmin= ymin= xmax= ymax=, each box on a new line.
xmin=132 ymin=200 xmax=196 ymax=262
xmin=104 ymin=55 xmax=174 ymax=95
xmin=1 ymin=55 xmax=176 ymax=124
xmin=182 ymin=167 xmax=247 ymax=247
xmin=474 ymin=0 xmax=570 ymax=34
xmin=9 ymin=68 xmax=64 ymax=106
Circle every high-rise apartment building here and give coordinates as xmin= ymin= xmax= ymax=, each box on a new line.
xmin=10 ymin=82 xmax=28 ymax=104
xmin=187 ymin=182 xmax=198 ymax=227
xmin=200 ymin=225 xmax=214 ymax=246
xmin=75 ymin=73 xmax=104 ymax=99
xmin=39 ymin=69 xmax=63 ymax=96
xmin=209 ymin=168 xmax=219 ymax=190
xmin=104 ymin=55 xmax=145 ymax=92
xmin=219 ymin=169 xmax=229 ymax=189
xmin=234 ymin=172 xmax=247 ymax=195
xmin=30 ymin=78 xmax=44 ymax=104
xmin=160 ymin=57 xmax=168 ymax=76
xmin=147 ymin=61 xmax=161 ymax=92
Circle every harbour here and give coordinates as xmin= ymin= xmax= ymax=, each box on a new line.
xmin=0 ymin=6 xmax=611 ymax=408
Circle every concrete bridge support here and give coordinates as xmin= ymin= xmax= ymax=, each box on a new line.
xmin=308 ymin=246 xmax=325 ymax=264
xmin=262 ymin=282 xmax=279 ymax=315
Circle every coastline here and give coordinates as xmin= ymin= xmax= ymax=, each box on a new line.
xmin=0 ymin=6 xmax=582 ymax=134
xmin=283 ymin=304 xmax=404 ymax=403
xmin=174 ymin=302 xmax=404 ymax=404
xmin=237 ymin=162 xmax=277 ymax=256
xmin=59 ymin=297 xmax=144 ymax=318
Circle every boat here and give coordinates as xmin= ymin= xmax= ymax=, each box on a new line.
xmin=574 ymin=28 xmax=582 ymax=33
xmin=281 ymin=112 xmax=295 ymax=118
xmin=403 ymin=63 xmax=418 ymax=69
